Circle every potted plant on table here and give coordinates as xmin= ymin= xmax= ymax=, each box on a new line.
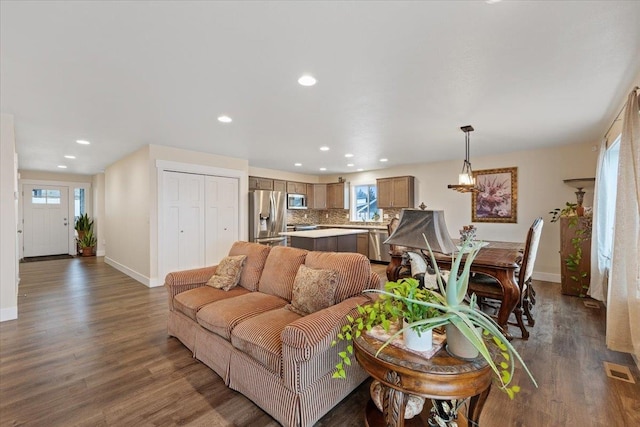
xmin=332 ymin=238 xmax=537 ymax=399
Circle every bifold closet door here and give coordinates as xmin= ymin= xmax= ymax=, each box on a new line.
xmin=163 ymin=171 xmax=205 ymax=275
xmin=205 ymin=176 xmax=239 ymax=265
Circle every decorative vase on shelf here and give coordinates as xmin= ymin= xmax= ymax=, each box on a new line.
xmin=403 ymin=319 xmax=432 ymax=351
xmin=445 ymin=324 xmax=479 ymax=360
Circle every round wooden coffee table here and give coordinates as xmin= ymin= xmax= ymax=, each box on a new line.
xmin=354 ymin=333 xmax=493 ymax=427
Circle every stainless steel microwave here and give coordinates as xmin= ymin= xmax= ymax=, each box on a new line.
xmin=287 ymin=193 xmax=307 ymax=209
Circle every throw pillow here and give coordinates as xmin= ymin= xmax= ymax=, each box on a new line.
xmin=206 ymin=255 xmax=247 ymax=291
xmin=285 ymin=265 xmax=338 ymax=316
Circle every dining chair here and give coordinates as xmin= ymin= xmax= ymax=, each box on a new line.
xmin=468 ymin=217 xmax=544 ymax=339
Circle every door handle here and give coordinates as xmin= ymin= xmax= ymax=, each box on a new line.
xmin=17 ymin=230 xmax=22 ymax=234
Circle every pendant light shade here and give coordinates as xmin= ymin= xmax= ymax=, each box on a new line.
xmin=448 ymin=125 xmax=479 ymax=193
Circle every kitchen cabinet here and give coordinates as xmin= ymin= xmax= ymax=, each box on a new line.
xmin=287 ymin=181 xmax=307 ymax=194
xmin=560 ymin=216 xmax=591 ymax=296
xmin=377 ymin=176 xmax=415 ymax=208
xmin=249 ymin=176 xmax=287 ymax=193
xmin=308 ymin=184 xmax=327 ymax=209
xmin=249 ymin=176 xmax=274 ymax=191
xmin=327 ymin=182 xmax=348 ymax=209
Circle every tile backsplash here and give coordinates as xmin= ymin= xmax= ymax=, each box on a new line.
xmin=287 ymin=208 xmax=402 ymax=226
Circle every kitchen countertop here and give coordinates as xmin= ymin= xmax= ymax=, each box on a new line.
xmin=317 ymin=223 xmax=388 ymax=230
xmin=280 ymin=228 xmax=369 ymax=238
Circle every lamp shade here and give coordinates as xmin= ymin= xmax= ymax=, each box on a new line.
xmin=384 ymin=209 xmax=457 ymax=255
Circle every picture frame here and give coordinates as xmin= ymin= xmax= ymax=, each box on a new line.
xmin=472 ymin=167 xmax=518 ymax=223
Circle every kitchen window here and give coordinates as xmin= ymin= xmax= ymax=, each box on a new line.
xmin=351 ymin=183 xmax=381 ymax=222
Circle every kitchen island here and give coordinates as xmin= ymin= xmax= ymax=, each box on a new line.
xmin=280 ymin=228 xmax=368 ymax=253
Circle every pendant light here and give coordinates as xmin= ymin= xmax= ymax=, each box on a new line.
xmin=447 ymin=125 xmax=479 ymax=193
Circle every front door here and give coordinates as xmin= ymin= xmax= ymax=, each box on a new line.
xmin=23 ymin=185 xmax=70 ymax=257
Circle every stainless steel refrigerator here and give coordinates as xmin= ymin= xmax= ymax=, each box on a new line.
xmin=249 ymin=190 xmax=286 ymax=246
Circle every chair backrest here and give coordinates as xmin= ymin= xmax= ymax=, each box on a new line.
xmin=519 ymin=217 xmax=544 ymax=284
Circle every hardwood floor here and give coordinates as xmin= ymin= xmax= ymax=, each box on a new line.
xmin=1 ymin=258 xmax=638 ymax=426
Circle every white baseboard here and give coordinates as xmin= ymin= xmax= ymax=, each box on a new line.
xmin=96 ymin=249 xmax=106 ymax=257
xmin=104 ymin=257 xmax=152 ymax=287
xmin=0 ymin=306 xmax=18 ymax=322
xmin=533 ymin=271 xmax=560 ymax=283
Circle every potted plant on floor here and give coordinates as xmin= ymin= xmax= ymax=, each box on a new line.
xmin=333 ymin=238 xmax=537 ymax=399
xmin=79 ymin=230 xmax=97 ymax=257
xmin=74 ymin=213 xmax=94 ymax=241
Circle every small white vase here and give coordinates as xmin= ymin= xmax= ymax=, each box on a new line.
xmin=445 ymin=323 xmax=480 ymax=359
xmin=403 ymin=320 xmax=433 ymax=351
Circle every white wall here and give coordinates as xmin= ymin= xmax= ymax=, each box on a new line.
xmin=329 ymin=141 xmax=598 ymax=280
xmin=248 ymin=166 xmax=321 ymax=184
xmin=104 ymin=146 xmax=151 ymax=284
xmin=1 ymin=114 xmax=18 ymax=321
xmin=92 ymin=173 xmax=105 ymax=256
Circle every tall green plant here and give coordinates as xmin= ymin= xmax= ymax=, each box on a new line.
xmin=74 ymin=213 xmax=93 ymax=233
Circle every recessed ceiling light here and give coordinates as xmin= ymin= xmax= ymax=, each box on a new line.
xmin=345 ymin=153 xmax=354 ymax=158
xmin=380 ymin=158 xmax=388 ymax=162
xmin=347 ymin=163 xmax=354 ymax=167
xmin=294 ymin=163 xmax=302 ymax=167
xmin=320 ymin=146 xmax=330 ymax=151
xmin=64 ymin=155 xmax=76 ymax=159
xmin=357 ymin=168 xmax=364 ymax=172
xmin=57 ymin=165 xmax=67 ymax=169
xmin=319 ymin=167 xmax=327 ymax=171
xmin=218 ymin=115 xmax=232 ymax=123
xmin=76 ymin=140 xmax=90 ymax=145
xmin=298 ymin=75 xmax=317 ymax=86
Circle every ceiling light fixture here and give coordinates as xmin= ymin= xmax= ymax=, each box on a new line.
xmin=448 ymin=125 xmax=479 ymax=193
xmin=294 ymin=163 xmax=302 ymax=167
xmin=357 ymin=168 xmax=364 ymax=172
xmin=380 ymin=158 xmax=388 ymax=162
xmin=76 ymin=140 xmax=90 ymax=145
xmin=319 ymin=167 xmax=327 ymax=171
xmin=57 ymin=165 xmax=67 ymax=169
xmin=64 ymin=155 xmax=76 ymax=159
xmin=347 ymin=163 xmax=354 ymax=167
xmin=298 ymin=75 xmax=317 ymax=86
xmin=345 ymin=153 xmax=354 ymax=158
xmin=320 ymin=146 xmax=330 ymax=151
xmin=218 ymin=115 xmax=232 ymax=123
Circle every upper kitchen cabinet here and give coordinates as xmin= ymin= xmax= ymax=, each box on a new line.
xmin=249 ymin=177 xmax=288 ymax=193
xmin=286 ymin=181 xmax=307 ymax=194
xmin=377 ymin=176 xmax=415 ymax=208
xmin=308 ymin=184 xmax=327 ymax=209
xmin=327 ymin=182 xmax=348 ymax=209
xmin=249 ymin=176 xmax=274 ymax=191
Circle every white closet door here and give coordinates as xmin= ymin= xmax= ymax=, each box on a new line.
xmin=23 ymin=185 xmax=69 ymax=257
xmin=205 ymin=176 xmax=239 ymax=265
xmin=163 ymin=171 xmax=205 ymax=275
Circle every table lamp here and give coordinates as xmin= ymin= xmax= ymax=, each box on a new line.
xmin=384 ymin=209 xmax=457 ymax=255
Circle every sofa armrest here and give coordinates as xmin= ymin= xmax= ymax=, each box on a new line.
xmin=164 ymin=265 xmax=217 ymax=310
xmin=281 ymin=294 xmax=371 ymax=357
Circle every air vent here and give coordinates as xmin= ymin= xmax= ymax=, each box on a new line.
xmin=583 ymin=300 xmax=600 ymax=309
xmin=603 ymin=362 xmax=635 ymax=384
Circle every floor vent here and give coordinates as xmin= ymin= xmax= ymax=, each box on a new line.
xmin=604 ymin=362 xmax=635 ymax=383
xmin=583 ymin=300 xmax=600 ymax=309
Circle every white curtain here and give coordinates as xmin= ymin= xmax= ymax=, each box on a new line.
xmin=607 ymin=88 xmax=640 ymax=359
xmin=589 ymin=138 xmax=620 ymax=303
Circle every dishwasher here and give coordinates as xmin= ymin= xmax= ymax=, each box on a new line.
xmin=368 ymin=229 xmax=391 ymax=263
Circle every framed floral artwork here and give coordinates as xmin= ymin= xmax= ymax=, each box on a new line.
xmin=472 ymin=167 xmax=518 ymax=223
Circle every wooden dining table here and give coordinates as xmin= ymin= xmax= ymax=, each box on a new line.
xmin=387 ymin=240 xmax=524 ymax=339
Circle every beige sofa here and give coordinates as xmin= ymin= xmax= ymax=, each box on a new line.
xmin=165 ymin=241 xmax=380 ymax=427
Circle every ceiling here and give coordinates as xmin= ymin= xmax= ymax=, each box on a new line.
xmin=2 ymin=1 xmax=639 ymax=176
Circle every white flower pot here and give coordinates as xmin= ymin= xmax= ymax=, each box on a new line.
xmin=445 ymin=324 xmax=480 ymax=360
xmin=403 ymin=320 xmax=433 ymax=351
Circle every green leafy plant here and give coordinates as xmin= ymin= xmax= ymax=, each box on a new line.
xmin=565 ymin=216 xmax=592 ymax=296
xmin=79 ymin=230 xmax=97 ymax=248
xmin=74 ymin=213 xmax=94 ymax=233
xmin=548 ymin=202 xmax=577 ymax=222
xmin=332 ymin=238 xmax=538 ymax=399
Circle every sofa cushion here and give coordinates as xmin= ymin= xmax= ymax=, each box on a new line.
xmin=304 ymin=252 xmax=372 ymax=303
xmin=206 ymin=255 xmax=247 ymax=291
xmin=228 ymin=241 xmax=271 ymax=292
xmin=173 ymin=286 xmax=249 ymax=320
xmin=196 ymin=292 xmax=289 ymax=340
xmin=258 ymin=246 xmax=308 ymax=300
xmin=231 ymin=308 xmax=302 ymax=376
xmin=285 ymin=265 xmax=338 ymax=316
